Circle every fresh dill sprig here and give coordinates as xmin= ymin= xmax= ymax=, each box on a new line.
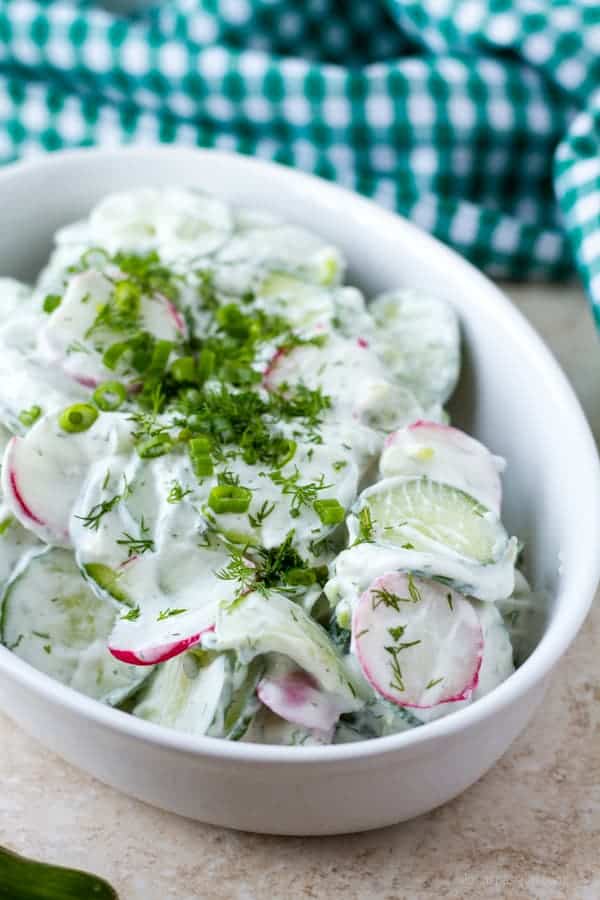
xmin=167 ymin=482 xmax=192 ymax=503
xmin=76 ymin=477 xmax=131 ymax=530
xmin=116 ymin=517 xmax=154 ymax=557
xmin=269 ymin=468 xmax=331 ymax=518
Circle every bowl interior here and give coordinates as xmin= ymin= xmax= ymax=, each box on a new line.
xmin=0 ymin=148 xmax=596 ymax=670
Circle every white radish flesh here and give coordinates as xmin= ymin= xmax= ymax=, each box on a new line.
xmin=257 ymin=660 xmax=350 ymax=733
xmin=353 ymin=572 xmax=483 ymax=708
xmin=381 ymin=421 xmax=504 ymax=514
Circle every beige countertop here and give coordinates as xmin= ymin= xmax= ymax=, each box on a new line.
xmin=1 ymin=282 xmax=599 ymax=900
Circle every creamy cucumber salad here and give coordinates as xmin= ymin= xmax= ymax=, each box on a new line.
xmin=0 ymin=188 xmax=533 ymax=745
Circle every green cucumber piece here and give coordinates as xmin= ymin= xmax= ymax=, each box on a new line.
xmin=361 ymin=476 xmax=509 ymax=564
xmin=215 ymin=590 xmax=363 ymax=708
xmin=1 ymin=548 xmax=149 ymax=705
xmin=0 ymin=846 xmax=118 ymax=900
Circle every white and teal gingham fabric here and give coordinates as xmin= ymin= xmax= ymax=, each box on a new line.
xmin=0 ymin=1 xmax=599 ymax=319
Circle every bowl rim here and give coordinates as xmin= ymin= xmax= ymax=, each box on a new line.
xmin=0 ymin=144 xmax=599 ymax=765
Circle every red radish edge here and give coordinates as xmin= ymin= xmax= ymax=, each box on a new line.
xmin=357 ymin=337 xmax=369 ymax=348
xmin=109 ymin=624 xmax=215 ymax=666
xmin=161 ymin=295 xmax=186 ymax=335
xmin=262 ymin=345 xmax=289 ymax=389
xmin=353 ymin=573 xmax=484 ymax=709
xmin=8 ymin=441 xmax=45 ymax=527
xmin=70 ymin=371 xmax=101 ymax=389
xmin=355 ymin=610 xmax=483 ymax=709
xmin=384 ymin=419 xmax=450 ymax=448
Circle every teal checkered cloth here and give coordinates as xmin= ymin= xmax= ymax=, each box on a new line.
xmin=0 ymin=1 xmax=599 ymax=320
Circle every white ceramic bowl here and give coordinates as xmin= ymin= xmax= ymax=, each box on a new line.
xmin=0 ymin=147 xmax=598 ymax=835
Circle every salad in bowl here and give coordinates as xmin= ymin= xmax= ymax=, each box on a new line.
xmin=0 ymin=187 xmax=531 ymax=746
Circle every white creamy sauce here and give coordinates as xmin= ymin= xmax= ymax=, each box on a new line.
xmin=0 ymin=187 xmax=528 ymax=744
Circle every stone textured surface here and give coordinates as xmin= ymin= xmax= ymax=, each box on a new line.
xmin=1 ymin=283 xmax=599 ymax=900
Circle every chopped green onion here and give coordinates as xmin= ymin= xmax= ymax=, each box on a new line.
xmin=42 ymin=293 xmax=61 ymax=314
xmin=93 ymin=381 xmax=126 ymax=411
xmin=189 ymin=436 xmax=211 ymax=454
xmin=18 ymin=405 xmax=41 ymax=427
xmin=197 ymin=348 xmax=215 ymax=382
xmin=148 ymin=339 xmax=173 ymax=374
xmin=170 ymin=356 xmax=196 ymax=383
xmin=313 ymin=498 xmax=345 ymax=526
xmin=103 ymin=340 xmax=129 ymax=370
xmin=285 ymin=567 xmax=316 ymax=586
xmin=192 ymin=454 xmax=213 ymax=477
xmin=208 ymin=485 xmax=252 ymax=514
xmin=138 ymin=433 xmax=173 ymax=458
xmin=113 ymin=280 xmax=141 ymax=317
xmin=58 ymin=403 xmax=98 ymax=433
xmin=81 ymin=246 xmax=110 ymax=269
xmin=189 ymin=436 xmax=213 ymax=477
xmin=273 ymin=437 xmax=296 ymax=467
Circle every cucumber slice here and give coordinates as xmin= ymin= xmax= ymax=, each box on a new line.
xmin=0 ymin=505 xmax=42 ymax=591
xmin=0 ymin=846 xmax=118 ymax=900
xmin=381 ymin=421 xmax=503 ymax=515
xmin=209 ymin=655 xmax=264 ymax=740
xmin=1 ymin=548 xmax=149 ymax=704
xmin=216 ymin=224 xmax=344 ymax=287
xmin=87 ymin=187 xmax=233 ymax=258
xmin=328 ymin=538 xmax=517 ymax=606
xmin=133 ymin=653 xmax=228 ymax=735
xmin=335 ymin=699 xmax=422 ymax=742
xmin=242 ymin=705 xmax=333 ymax=746
xmin=496 ymin=570 xmax=544 ymax=665
xmin=214 ymin=590 xmax=363 ymax=710
xmin=370 ymin=288 xmax=460 ymax=406
xmin=256 ymin=270 xmax=335 ymax=332
xmin=359 ymin=476 xmax=510 ymax=564
xmin=133 ymin=652 xmax=263 ymax=739
xmin=353 ymin=572 xmax=483 ymax=709
xmin=2 ymin=412 xmax=134 ymax=546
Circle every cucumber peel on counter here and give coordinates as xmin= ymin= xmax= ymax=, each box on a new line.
xmin=0 ymin=846 xmax=118 ymax=900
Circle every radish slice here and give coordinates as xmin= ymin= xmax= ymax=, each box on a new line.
xmin=353 ymin=572 xmax=483 ymax=708
xmin=39 ymin=269 xmax=186 ymax=388
xmin=109 ymin=620 xmax=215 ymax=666
xmin=263 ymin=334 xmax=422 ymax=430
xmin=257 ymin=660 xmax=351 ymax=732
xmin=1 ymin=414 xmax=133 ymax=546
xmin=381 ymin=421 xmax=504 ymax=514
xmin=3 ymin=435 xmax=83 ymax=546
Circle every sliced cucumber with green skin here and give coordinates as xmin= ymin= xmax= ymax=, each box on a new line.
xmin=327 ymin=538 xmax=517 ymax=606
xmin=1 ymin=548 xmax=150 ymax=705
xmin=132 ymin=652 xmax=262 ymax=739
xmin=133 ymin=653 xmax=229 ymax=735
xmin=0 ymin=845 xmax=118 ymax=900
xmin=209 ymin=655 xmax=264 ymax=740
xmin=242 ymin=705 xmax=332 ymax=746
xmin=359 ymin=476 xmax=510 ymax=565
xmin=214 ymin=590 xmax=364 ymax=711
xmin=370 ymin=288 xmax=460 ymax=407
xmin=0 ymin=505 xmax=42 ymax=592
